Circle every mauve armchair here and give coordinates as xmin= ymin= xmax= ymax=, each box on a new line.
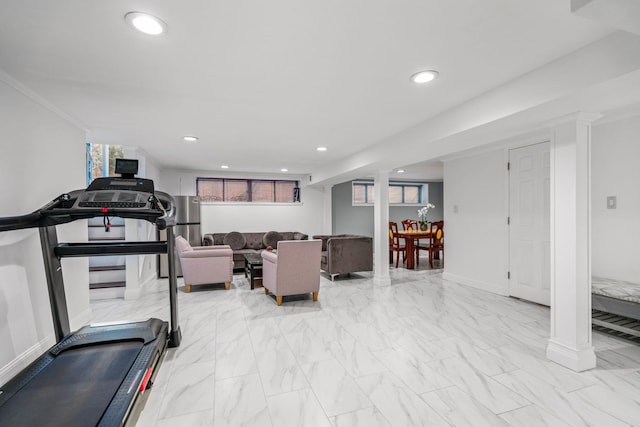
xmin=261 ymin=240 xmax=322 ymax=306
xmin=175 ymin=235 xmax=234 ymax=292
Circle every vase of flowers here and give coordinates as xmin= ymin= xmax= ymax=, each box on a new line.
xmin=417 ymin=203 xmax=435 ymax=231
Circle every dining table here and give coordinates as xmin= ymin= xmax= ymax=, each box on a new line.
xmin=395 ymin=229 xmax=432 ymax=269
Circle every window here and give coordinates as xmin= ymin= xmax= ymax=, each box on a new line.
xmin=197 ymin=178 xmax=299 ymax=203
xmin=86 ymin=143 xmax=124 ymax=185
xmin=352 ymin=181 xmax=425 ymax=205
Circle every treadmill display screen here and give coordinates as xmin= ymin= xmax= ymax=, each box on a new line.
xmin=109 ymin=180 xmax=139 ymax=187
xmin=117 ymin=192 xmax=137 ymax=202
xmin=94 ymin=192 xmax=115 ymax=202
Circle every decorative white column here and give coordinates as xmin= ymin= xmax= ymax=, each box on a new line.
xmin=547 ymin=112 xmax=601 ymax=371
xmin=322 ymin=185 xmax=333 ymax=235
xmin=373 ymin=170 xmax=391 ymax=286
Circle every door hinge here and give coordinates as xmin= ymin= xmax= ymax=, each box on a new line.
xmin=507 ymin=216 xmax=510 ymax=225
xmin=507 ymin=271 xmax=511 ymax=279
xmin=507 ymin=162 xmax=510 ymax=171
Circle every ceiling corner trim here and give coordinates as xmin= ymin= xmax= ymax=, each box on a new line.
xmin=0 ymin=67 xmax=89 ymax=132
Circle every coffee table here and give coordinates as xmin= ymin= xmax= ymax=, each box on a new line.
xmin=244 ymin=253 xmax=263 ymax=289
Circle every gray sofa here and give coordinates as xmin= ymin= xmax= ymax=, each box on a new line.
xmin=203 ymin=231 xmax=308 ymax=270
xmin=312 ymin=234 xmax=373 ymax=280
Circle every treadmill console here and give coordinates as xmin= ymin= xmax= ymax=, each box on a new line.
xmin=86 ymin=176 xmax=154 ymax=193
xmin=74 ymin=189 xmax=152 ymax=209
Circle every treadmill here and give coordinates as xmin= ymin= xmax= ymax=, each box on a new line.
xmin=0 ymin=159 xmax=182 ymax=427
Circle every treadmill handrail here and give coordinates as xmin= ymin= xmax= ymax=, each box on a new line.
xmin=0 ymin=190 xmax=176 ymax=232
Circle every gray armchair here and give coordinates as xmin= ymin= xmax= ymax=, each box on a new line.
xmin=261 ymin=240 xmax=322 ymax=305
xmin=313 ymin=235 xmax=373 ymax=280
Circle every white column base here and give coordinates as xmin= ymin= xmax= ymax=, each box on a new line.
xmin=373 ymin=274 xmax=391 ymax=286
xmin=546 ymin=338 xmax=596 ymax=372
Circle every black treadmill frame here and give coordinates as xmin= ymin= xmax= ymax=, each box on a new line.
xmin=0 ymin=186 xmax=182 ymax=426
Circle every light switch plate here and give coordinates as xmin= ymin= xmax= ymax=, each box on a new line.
xmin=607 ymin=196 xmax=616 ymax=209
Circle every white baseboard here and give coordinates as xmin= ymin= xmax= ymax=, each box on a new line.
xmin=0 ymin=335 xmax=54 ymax=386
xmin=442 ymin=271 xmax=508 ymax=296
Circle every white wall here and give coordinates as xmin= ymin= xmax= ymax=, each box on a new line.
xmin=159 ymin=169 xmax=326 ymax=239
xmin=442 ymin=149 xmax=509 ymax=295
xmin=591 ymin=114 xmax=640 ymax=282
xmin=123 ymin=147 xmax=162 ymax=293
xmin=0 ymin=76 xmax=88 ymax=384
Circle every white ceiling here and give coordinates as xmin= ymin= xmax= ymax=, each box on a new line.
xmin=1 ymin=0 xmax=637 ymax=183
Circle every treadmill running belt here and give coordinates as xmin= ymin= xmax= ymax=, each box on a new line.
xmin=0 ymin=341 xmax=143 ymax=427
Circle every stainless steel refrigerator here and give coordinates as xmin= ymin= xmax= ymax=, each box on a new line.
xmin=158 ymin=195 xmax=201 ymax=278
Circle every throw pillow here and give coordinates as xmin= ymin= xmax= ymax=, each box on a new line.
xmin=262 ymin=231 xmax=283 ymax=248
xmin=223 ymin=231 xmax=246 ymax=250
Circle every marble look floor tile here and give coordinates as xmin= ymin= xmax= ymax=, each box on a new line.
xmin=331 ymin=406 xmax=392 ymax=427
xmin=499 ymin=405 xmax=571 ymax=426
xmin=248 ymin=318 xmax=290 ymax=353
xmin=216 ymin=318 xmax=250 ymax=344
xmin=329 ymin=339 xmax=387 ymax=378
xmin=89 ymin=273 xmax=640 ymax=427
xmin=215 ymin=334 xmax=258 ymax=380
xmin=373 ymin=347 xmax=453 ymax=394
xmin=154 ymin=409 xmax=214 ymax=427
xmin=515 ymin=306 xmax=551 ymax=323
xmin=432 ymin=318 xmax=513 ymax=350
xmin=134 ymin=379 xmax=167 ymax=427
xmin=420 ymin=385 xmax=510 ymax=427
xmin=301 ymin=358 xmax=373 ymax=417
xmin=157 ymin=361 xmax=215 ymax=420
xmin=257 ymin=347 xmax=309 ymax=396
xmin=570 ymin=383 xmax=640 ymax=426
xmin=487 ymin=345 xmax=596 ymax=392
xmin=306 ymin=316 xmax=353 ymax=342
xmin=428 ymin=356 xmax=530 ymax=414
xmin=384 ymin=329 xmax=453 ymax=361
xmin=586 ymin=368 xmax=640 ymax=402
xmin=340 ymin=322 xmax=395 ymax=352
xmin=356 ymin=372 xmax=449 ymax=427
xmin=596 ymin=347 xmax=640 ymax=370
xmin=179 ymin=309 xmax=218 ymax=338
xmin=285 ymin=329 xmax=334 ymax=365
xmin=168 ymin=333 xmax=216 ymax=366
xmin=267 ymin=388 xmax=332 ymax=427
xmin=277 ymin=313 xmax=317 ymax=335
xmin=214 ymin=374 xmax=272 ymax=427
xmin=493 ymin=369 xmax=628 ymax=426
xmin=435 ymin=337 xmax=518 ymax=377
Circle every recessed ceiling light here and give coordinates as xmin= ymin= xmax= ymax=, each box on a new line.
xmin=281 ymin=168 xmax=288 ymax=172
xmin=221 ymin=165 xmax=229 ymax=169
xmin=397 ymin=169 xmax=405 ymax=173
xmin=125 ymin=12 xmax=167 ymax=35
xmin=316 ymin=146 xmax=328 ymax=152
xmin=183 ymin=136 xmax=198 ymax=142
xmin=411 ymin=70 xmax=439 ymax=84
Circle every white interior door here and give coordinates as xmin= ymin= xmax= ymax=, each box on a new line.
xmin=509 ymin=141 xmax=550 ymax=305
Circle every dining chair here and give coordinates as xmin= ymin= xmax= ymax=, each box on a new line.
xmin=401 ymin=219 xmax=418 ymax=231
xmin=389 ymin=221 xmax=406 ymax=268
xmin=428 ymin=220 xmax=444 ymax=268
